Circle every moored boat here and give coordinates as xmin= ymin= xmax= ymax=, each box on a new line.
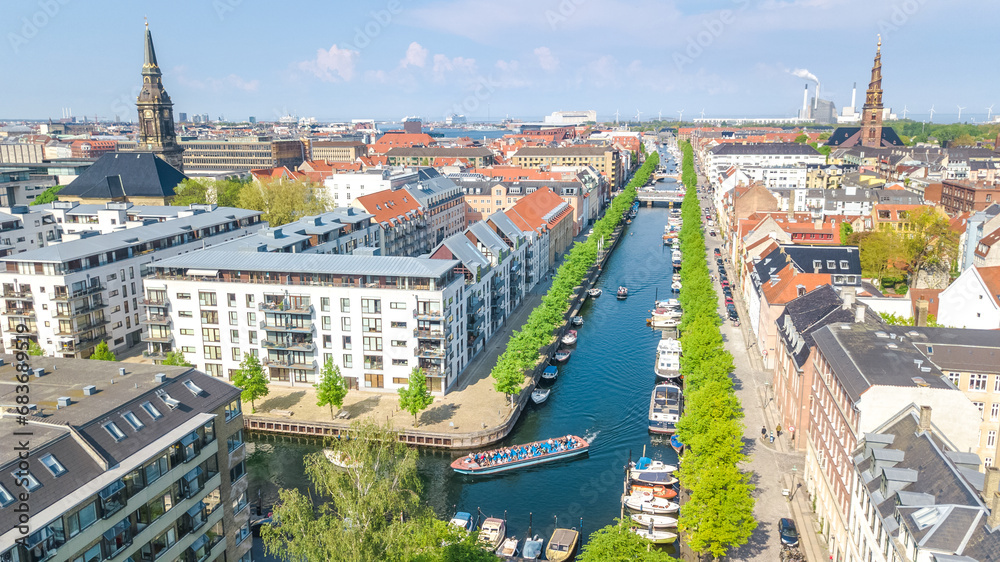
xmin=648 ymin=384 xmax=683 ymax=435
xmin=479 ymin=518 xmax=506 ymax=550
xmin=521 ymin=535 xmax=544 ymax=559
xmin=622 ymin=494 xmax=680 ymax=514
xmin=571 ymin=315 xmax=584 ymax=326
xmin=648 ymin=317 xmax=680 ymax=329
xmin=561 ymin=330 xmax=578 ymax=345
xmin=450 ymin=435 xmax=589 ymax=475
xmin=654 ymin=338 xmax=682 ymax=381
xmin=530 ymin=387 xmax=551 ymax=404
xmin=632 ymin=527 xmax=678 ymax=544
xmin=631 ymin=456 xmax=677 ymax=474
xmin=587 ymin=287 xmax=602 ymax=298
xmin=617 ymin=286 xmax=629 ymax=299
xmin=655 ymin=299 xmax=681 ymax=309
xmin=671 ymin=280 xmax=682 ymax=291
xmin=553 ymin=349 xmax=572 ymax=362
xmin=541 ymin=365 xmax=558 ymax=380
xmin=631 ymin=471 xmax=680 ymax=487
xmin=323 ymin=449 xmax=361 ymax=469
xmin=545 ymin=528 xmax=579 ymax=562
xmin=631 ymin=483 xmax=678 ymax=500
xmin=449 ymin=511 xmax=474 ymax=531
xmin=631 ymin=513 xmax=678 ymax=529
xmin=670 ymin=435 xmax=684 ymax=454
xmin=496 ymin=536 xmax=519 ymax=557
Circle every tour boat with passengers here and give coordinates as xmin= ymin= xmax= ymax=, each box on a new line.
xmin=450 ymin=435 xmax=590 ymax=475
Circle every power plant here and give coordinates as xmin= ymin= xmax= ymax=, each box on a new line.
xmin=797 ymin=83 xmax=838 ymax=124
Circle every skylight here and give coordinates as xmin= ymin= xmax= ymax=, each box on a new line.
xmin=39 ymin=454 xmax=66 ymax=477
xmin=160 ymin=393 xmax=180 ymax=410
xmin=183 ymin=380 xmax=204 ymax=396
xmin=141 ymin=401 xmax=162 ymax=420
xmin=103 ymin=421 xmax=127 ymax=442
xmin=122 ymin=411 xmax=144 ymax=431
xmin=12 ymin=470 xmax=41 ymax=491
xmin=0 ymin=483 xmax=13 ymax=507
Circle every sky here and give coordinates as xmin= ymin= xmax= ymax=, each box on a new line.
xmin=3 ymin=0 xmax=998 ymax=124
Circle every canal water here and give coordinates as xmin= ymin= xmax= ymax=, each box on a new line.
xmin=247 ymin=148 xmax=682 ymax=550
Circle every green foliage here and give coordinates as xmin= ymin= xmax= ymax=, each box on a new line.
xmin=858 ymin=229 xmax=903 ymax=287
xmin=316 ymin=358 xmax=349 ymax=419
xmin=89 ymin=341 xmax=117 ymax=361
xmin=31 ymin=185 xmax=63 ymax=205
xmin=172 ymin=179 xmax=210 ymax=206
xmin=173 ymin=177 xmax=252 ymax=207
xmin=839 ymin=221 xmax=854 ymax=243
xmin=397 ymin=367 xmax=434 ymax=426
xmin=890 ymin=122 xmax=999 ymax=147
xmin=239 ymin=178 xmax=329 ymax=226
xmin=161 ymin=350 xmax=192 ymax=366
xmin=902 ymin=206 xmax=959 ymax=284
xmin=672 ymin=140 xmax=757 ymax=555
xmin=880 ymin=311 xmax=944 ymax=328
xmin=489 ymin=152 xmax=660 ymax=400
xmin=232 ymin=353 xmax=269 ymax=412
xmin=577 ymin=519 xmax=676 ymax=562
xmin=27 ymin=341 xmax=44 ymax=356
xmin=263 ymin=419 xmax=499 ymax=562
xmin=793 ymin=133 xmax=808 ymax=143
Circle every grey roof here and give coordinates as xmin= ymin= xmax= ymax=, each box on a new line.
xmin=0 ymin=357 xmax=239 ymax=536
xmin=152 ymin=250 xmax=459 ymax=279
xmin=514 ymin=146 xmax=613 ymax=156
xmin=0 ymin=207 xmax=261 ymax=263
xmin=781 ymin=245 xmax=862 ymax=278
xmin=35 ymin=202 xmax=190 ymax=218
xmin=386 ymin=147 xmax=494 ymax=157
xmin=435 ymin=232 xmax=490 ymax=272
xmin=400 ymin=168 xmax=463 ymax=205
xmin=487 ymin=211 xmax=526 ymax=243
xmin=904 ymin=328 xmax=1000 ymax=373
xmin=709 ymin=143 xmax=821 ymax=156
xmin=812 ymin=323 xmax=952 ymax=403
xmin=59 ymin=152 xmax=187 ymax=199
xmin=468 ymin=221 xmax=508 ymax=257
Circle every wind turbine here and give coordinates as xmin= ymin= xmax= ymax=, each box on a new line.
xmin=677 ymin=109 xmax=685 ymax=123
xmin=614 ymin=109 xmax=620 ymax=124
xmin=658 ymin=110 xmax=662 ymax=121
xmin=957 ymin=105 xmax=966 ymax=122
xmin=928 ymin=105 xmax=935 ymax=123
xmin=700 ymin=108 xmax=706 ymax=119
xmin=902 ymin=105 xmax=909 ymax=120
xmin=987 ymin=104 xmax=995 ymax=122
xmin=635 ymin=109 xmax=642 ymax=123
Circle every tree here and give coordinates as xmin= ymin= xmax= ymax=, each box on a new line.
xmin=398 ymin=367 xmax=434 ymax=426
xmin=161 ymin=350 xmax=192 ymax=366
xmin=232 ymin=353 xmax=269 ymax=413
xmin=903 ymin=206 xmax=959 ymax=285
xmin=315 ymin=358 xmax=348 ymax=419
xmin=89 ymin=341 xmax=117 ymax=361
xmin=31 ymin=185 xmax=63 ymax=205
xmin=263 ymin=419 xmax=498 ymax=562
xmin=858 ymin=229 xmax=903 ymax=288
xmin=238 ymin=178 xmax=328 ymax=227
xmin=680 ymin=464 xmax=757 ymax=558
xmin=793 ymin=133 xmax=808 ymax=143
xmin=27 ymin=341 xmax=44 ymax=356
xmin=172 ymin=179 xmax=210 ymax=206
xmin=839 ymin=221 xmax=854 ymax=243
xmin=577 ymin=519 xmax=676 ymax=562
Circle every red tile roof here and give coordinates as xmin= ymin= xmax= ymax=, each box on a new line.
xmin=504 ymin=186 xmax=574 ymax=232
xmin=354 ymin=188 xmax=424 ymax=225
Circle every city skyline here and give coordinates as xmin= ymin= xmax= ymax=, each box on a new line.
xmin=2 ymin=1 xmax=998 ymax=124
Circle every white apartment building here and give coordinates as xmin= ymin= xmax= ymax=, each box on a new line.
xmin=39 ymin=201 xmax=217 ymax=235
xmin=742 ymin=163 xmax=809 ymax=189
xmin=0 ymin=167 xmax=57 ymax=206
xmin=705 ymin=143 xmax=824 ymax=183
xmin=141 ymin=252 xmax=468 ymax=394
xmin=0 ymin=205 xmax=61 ymax=255
xmin=210 ymin=208 xmax=380 ymax=255
xmin=0 ymin=207 xmax=263 ymax=358
xmin=323 ymin=167 xmax=414 ymax=205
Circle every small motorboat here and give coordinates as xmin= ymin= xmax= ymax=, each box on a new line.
xmin=531 ymin=387 xmax=551 ymax=404
xmin=545 ymin=528 xmax=579 ymax=562
xmin=587 ymin=288 xmax=602 ymax=298
xmin=656 ymin=299 xmax=681 ymax=309
xmin=649 ymin=317 xmax=680 ymax=329
xmin=632 ymin=527 xmax=678 ymax=544
xmin=648 ymin=384 xmax=683 ymax=435
xmin=450 ymin=511 xmax=474 ymax=532
xmin=541 ymin=365 xmax=558 ymax=380
xmin=632 ymin=471 xmax=680 ymax=487
xmin=323 ymin=449 xmax=361 ymax=469
xmin=561 ymin=330 xmax=578 ymax=345
xmin=631 ymin=457 xmax=677 ymax=474
xmin=617 ymin=286 xmax=629 ymax=300
xmin=671 ymin=280 xmax=682 ymax=291
xmin=622 ymin=494 xmax=680 ymax=514
xmin=521 ymin=535 xmax=544 ymax=560
xmin=497 ymin=536 xmax=519 ymax=557
xmin=672 ymin=273 xmax=681 ymax=282
xmin=571 ymin=315 xmax=584 ymax=326
xmin=479 ymin=518 xmax=506 ymax=551
xmin=632 ymin=483 xmax=678 ymax=500
xmin=553 ymin=349 xmax=572 ymax=362
xmin=670 ymin=435 xmax=684 ymax=454
xmin=631 ymin=513 xmax=678 ymax=529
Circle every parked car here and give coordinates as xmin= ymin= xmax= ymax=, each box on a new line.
xmin=778 ymin=518 xmax=799 ymax=548
xmin=725 ymin=297 xmax=734 ymax=305
xmin=720 ymin=280 xmax=730 ymax=288
xmin=728 ymin=309 xmax=739 ymax=321
xmin=713 ymin=248 xmax=721 ymax=256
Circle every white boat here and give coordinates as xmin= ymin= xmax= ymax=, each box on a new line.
xmin=655 ymin=299 xmax=681 ymax=309
xmin=632 ymin=527 xmax=678 ymax=544
xmin=561 ymin=330 xmax=578 ymax=345
xmin=654 ymin=338 xmax=682 ymax=381
xmin=571 ymin=315 xmax=584 ymax=326
xmin=648 ymin=384 xmax=683 ymax=435
xmin=650 ymin=307 xmax=682 ymax=320
xmin=479 ymin=518 xmax=506 ymax=551
xmin=630 ymin=513 xmax=678 ymax=529
xmin=672 ymin=273 xmax=681 ymax=282
xmin=542 ymin=365 xmax=558 ymax=380
xmin=521 ymin=535 xmax=544 ymax=559
xmin=649 ymin=317 xmax=680 ymax=329
xmin=631 ymin=456 xmax=677 ymax=474
xmin=531 ymin=387 xmax=551 ymax=404
xmin=587 ymin=288 xmax=602 ymax=298
xmin=323 ymin=449 xmax=361 ymax=469
xmin=450 ymin=511 xmax=474 ymax=531
xmin=671 ymin=281 xmax=682 ymax=291
xmin=622 ymin=494 xmax=680 ymax=514
xmin=497 ymin=536 xmax=519 ymax=557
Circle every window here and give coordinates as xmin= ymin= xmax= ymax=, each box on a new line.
xmin=390 ymin=301 xmax=406 ymax=309
xmin=230 ymin=329 xmax=239 ymax=343
xmin=340 ymin=298 xmax=350 ymax=313
xmin=993 ymin=403 xmax=999 ymax=422
xmin=184 ymin=380 xmax=205 ymax=396
xmin=0 ymin=484 xmax=14 ymax=507
xmin=13 ymin=470 xmax=41 ymax=491
xmin=123 ymin=410 xmax=145 ymax=430
xmin=996 ymin=375 xmax=1000 ymax=392
xmin=142 ymin=401 xmax=162 ymax=420
xmin=182 ymin=346 xmax=196 ymax=354
xmin=971 ymin=374 xmax=988 ymax=392
xmin=232 ymin=348 xmax=241 ymax=361
xmin=323 ymin=316 xmax=332 ymax=330
xmin=947 ymin=372 xmax=961 ymax=386
xmin=103 ymin=421 xmax=127 ymax=441
xmin=177 ymin=292 xmax=191 ymax=300
xmin=203 ymin=346 xmax=222 ymax=360
xmin=342 ymin=335 xmax=352 ymax=350
xmin=364 ymin=355 xmax=383 ymax=370
xmin=230 ymin=460 xmax=246 ymax=483
xmin=391 ymin=321 xmax=407 ymax=329
xmin=247 ymin=312 xmax=256 ymax=325
xmin=321 ymin=297 xmax=330 ymax=312
xmin=391 ymin=340 xmax=407 ymax=347
xmin=974 ymin=402 xmax=985 ymax=420
xmin=228 ymin=429 xmax=244 ymax=453
xmin=989 ymin=431 xmax=997 ymax=448
xmin=225 ymin=399 xmax=242 ymax=421
xmin=178 ymin=311 xmax=193 ymax=318
xmin=66 ymin=500 xmax=98 ymax=537
xmin=229 ymin=311 xmax=238 ymax=325
xmin=362 ymin=317 xmax=382 ymax=333
xmin=180 ymin=328 xmax=194 ymax=336
xmin=228 ymin=293 xmax=237 ymax=307
xmin=246 ymin=294 xmax=255 ymax=307
xmin=343 ymin=354 xmax=353 ymax=368
xmin=38 ymin=453 xmax=66 ymax=477
xmin=205 ymin=363 xmax=222 ymax=377
xmin=341 ymin=317 xmax=351 ymax=331
xmin=202 ymin=328 xmax=220 ymax=342
xmin=198 ymin=292 xmax=217 ymax=306
xmin=392 ymin=359 xmax=408 ymax=366
xmin=232 ymin=490 xmax=249 ymax=514
xmin=160 ymin=393 xmax=180 ymax=409
xmin=361 ymin=298 xmax=381 ymax=314
xmin=200 ymin=310 xmax=218 ymax=324
xmin=363 ymin=336 xmax=382 ymax=351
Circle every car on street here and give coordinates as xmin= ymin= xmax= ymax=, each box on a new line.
xmin=778 ymin=518 xmax=799 ymax=548
xmin=720 ymin=280 xmax=730 ymax=288
xmin=725 ymin=297 xmax=734 ymax=305
xmin=727 ymin=308 xmax=739 ymax=321
xmin=713 ymin=248 xmax=721 ymax=255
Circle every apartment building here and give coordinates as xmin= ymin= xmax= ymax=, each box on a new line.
xmin=141 ymin=252 xmax=467 ymax=394
xmin=0 ymin=167 xmax=57 ymax=206
xmin=173 ymin=138 xmax=306 ymax=175
xmin=385 ymin=147 xmax=495 ymax=167
xmin=39 ymin=201 xmax=230 ymax=236
xmin=848 ymin=405 xmax=1000 ymax=562
xmin=0 ymin=205 xmax=61 ymax=256
xmin=0 ymin=359 xmax=251 ymax=562
xmin=705 ymin=143 xmax=824 ymax=183
xmin=0 ymin=207 xmax=263 ymax=358
xmin=490 ymin=210 xmax=547 ymax=294
xmin=804 ymin=323 xmax=981 ymax=562
xmin=510 ymin=146 xmax=622 ymax=189
xmin=354 ymin=188 xmax=429 ymax=257
xmin=210 ymin=209 xmax=379 ymax=256
xmin=308 ymin=140 xmax=366 ymax=163
xmin=402 ymin=168 xmax=466 ymax=246
xmin=327 ymin=168 xmax=416 ymax=206
xmin=504 ymin=187 xmax=574 ymax=268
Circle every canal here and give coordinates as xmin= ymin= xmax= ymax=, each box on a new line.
xmin=247 ymin=148 xmax=683 ymax=552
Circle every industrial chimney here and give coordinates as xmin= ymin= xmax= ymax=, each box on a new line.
xmin=802 ymin=84 xmax=809 ymax=116
xmin=814 ymin=83 xmax=821 ymax=110
xmin=851 ymin=82 xmax=857 ymax=111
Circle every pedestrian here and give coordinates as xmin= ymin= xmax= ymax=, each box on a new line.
xmin=761 ymin=425 xmax=767 ymax=440
xmin=776 ymin=423 xmax=782 ymax=437
xmin=769 ymin=431 xmax=775 ymax=444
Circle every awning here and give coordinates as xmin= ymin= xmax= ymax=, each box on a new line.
xmin=185 ymin=269 xmax=219 ymax=277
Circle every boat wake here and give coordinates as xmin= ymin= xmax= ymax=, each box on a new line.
xmin=583 ymin=429 xmax=601 ymax=445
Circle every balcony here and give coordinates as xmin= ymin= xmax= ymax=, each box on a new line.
xmin=414 ymin=328 xmax=446 ymax=340
xmin=421 ymin=366 xmax=443 ymax=377
xmin=258 ymin=301 xmax=313 ymax=315
xmin=492 ymin=277 xmax=506 ymax=289
xmin=414 ymin=345 xmax=445 ymax=358
xmin=510 ymin=261 xmax=522 ymax=274
xmin=3 ymin=290 xmax=33 ymax=300
xmin=263 ymin=357 xmax=318 ymax=370
xmin=413 ymin=309 xmax=445 ymax=321
xmin=467 ymin=312 xmax=485 ymax=330
xmin=262 ymin=339 xmax=315 ymax=352
xmin=53 ymin=300 xmax=109 ymax=318
xmin=50 ymin=283 xmax=104 ymax=301
xmin=143 ymin=331 xmax=174 ymax=344
xmin=55 ymin=318 xmax=110 ymax=337
xmin=467 ymin=295 xmax=482 ymax=310
xmin=141 ymin=296 xmax=169 ymax=307
xmin=4 ymin=307 xmax=35 ymax=318
xmin=141 ymin=314 xmax=171 ymax=325
xmin=260 ymin=321 xmax=314 ymax=334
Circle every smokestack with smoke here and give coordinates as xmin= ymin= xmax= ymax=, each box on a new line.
xmin=802 ymin=84 xmax=809 ymax=114
xmin=791 ymin=68 xmax=820 ymax=84
xmin=851 ymin=82 xmax=857 ymax=110
xmin=815 ymin=83 xmax=820 ymax=110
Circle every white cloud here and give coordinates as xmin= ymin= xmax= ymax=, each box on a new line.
xmin=299 ymin=44 xmax=359 ymax=82
xmin=432 ymin=54 xmax=477 ymax=81
xmin=534 ymin=47 xmax=559 ymax=71
xmin=399 ymin=42 xmax=429 ymax=69
xmin=172 ymin=66 xmax=259 ymax=92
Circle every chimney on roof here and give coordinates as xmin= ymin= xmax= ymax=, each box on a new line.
xmin=915 ymin=298 xmax=930 ymax=328
xmin=842 ymin=287 xmax=857 ymax=310
xmin=917 ymin=405 xmax=932 ymax=434
xmin=855 ymin=303 xmax=866 ymax=324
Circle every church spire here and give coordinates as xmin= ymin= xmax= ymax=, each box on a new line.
xmin=136 ymin=21 xmax=183 ymax=172
xmin=860 ymin=36 xmax=885 ymax=148
xmin=143 ymin=19 xmax=160 ymax=75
